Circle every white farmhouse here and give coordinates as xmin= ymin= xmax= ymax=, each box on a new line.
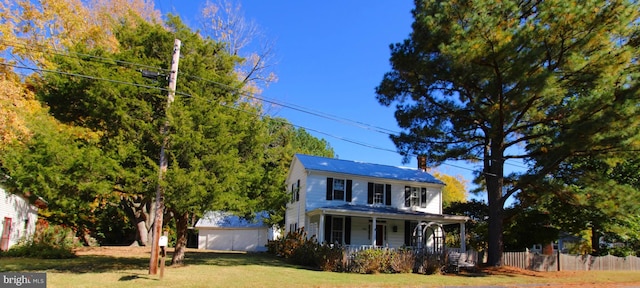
xmin=285 ymin=154 xmax=468 ymax=253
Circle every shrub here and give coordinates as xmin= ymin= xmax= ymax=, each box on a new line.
xmin=267 ymin=228 xmax=323 ymax=267
xmin=317 ymin=243 xmax=345 ymax=272
xmin=291 ymin=235 xmax=320 ymax=267
xmin=349 ymin=249 xmax=393 ymax=274
xmin=390 ymin=249 xmax=416 ymax=273
xmin=0 ymin=225 xmax=77 ymax=259
xmin=415 ymin=252 xmax=445 ymax=275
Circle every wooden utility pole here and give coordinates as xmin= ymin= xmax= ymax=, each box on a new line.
xmin=149 ymin=38 xmax=181 ymax=275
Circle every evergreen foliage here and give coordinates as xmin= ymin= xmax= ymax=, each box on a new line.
xmin=377 ymin=0 xmax=640 ymax=265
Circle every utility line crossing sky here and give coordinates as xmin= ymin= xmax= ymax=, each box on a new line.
xmin=153 ymin=0 xmax=527 ymax=202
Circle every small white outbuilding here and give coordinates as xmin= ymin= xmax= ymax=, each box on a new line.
xmin=195 ymin=211 xmax=279 ymax=252
xmin=0 ymin=187 xmax=44 ymax=251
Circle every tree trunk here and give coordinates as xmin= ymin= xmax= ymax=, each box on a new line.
xmin=136 ymin=221 xmax=148 ymax=245
xmin=121 ymin=196 xmax=152 ymax=246
xmin=485 ymin=139 xmax=505 ymax=267
xmin=486 ymin=189 xmax=504 ymax=266
xmin=591 ymin=225 xmax=601 ymax=255
xmin=171 ymin=211 xmax=189 ymax=266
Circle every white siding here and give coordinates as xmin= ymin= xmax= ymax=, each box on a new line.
xmin=0 ymin=188 xmax=38 ymax=250
xmin=198 ymin=228 xmax=268 ymax=252
xmin=350 ymin=217 xmax=370 ymax=246
xmin=386 ymin=220 xmax=406 ymax=247
xmin=285 ymin=158 xmax=308 ymax=233
xmin=304 ymin=172 xmax=444 ymax=212
xmin=426 ymin=187 xmax=442 ymax=214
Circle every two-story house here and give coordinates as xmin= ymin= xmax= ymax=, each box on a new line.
xmin=285 ymin=154 xmax=468 ymax=253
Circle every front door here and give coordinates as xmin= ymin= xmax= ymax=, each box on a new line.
xmin=375 ymin=224 xmax=384 ymax=246
xmin=1 ymin=217 xmax=12 ymax=251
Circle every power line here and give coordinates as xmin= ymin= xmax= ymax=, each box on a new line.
xmin=2 ymin=60 xmax=489 ymax=175
xmin=0 ymin=40 xmax=525 ymax=168
xmin=2 ymin=63 xmax=185 ymax=96
xmin=184 ymin=74 xmax=399 ymax=135
xmin=1 ymin=46 xmax=526 ymax=173
xmin=0 ymin=39 xmax=167 ymax=72
xmin=1 ymin=41 xmax=399 ymax=135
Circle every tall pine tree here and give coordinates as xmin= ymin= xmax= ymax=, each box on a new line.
xmin=377 ymin=0 xmax=640 ymax=266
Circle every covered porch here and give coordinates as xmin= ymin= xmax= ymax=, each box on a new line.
xmin=306 ymin=205 xmax=468 ymax=254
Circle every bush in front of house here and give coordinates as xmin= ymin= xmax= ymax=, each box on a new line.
xmin=348 ymin=249 xmax=392 ymax=274
xmin=0 ymin=225 xmax=77 ymax=259
xmin=268 ymin=228 xmax=321 ymax=266
xmin=389 ymin=249 xmax=416 ymax=273
xmin=316 ymin=243 xmax=345 ymax=272
xmin=415 ymin=252 xmax=445 ymax=275
xmin=267 ymin=228 xmax=347 ymax=271
xmin=268 ymin=230 xmax=442 ymax=274
xmin=267 ymin=228 xmax=309 ymax=259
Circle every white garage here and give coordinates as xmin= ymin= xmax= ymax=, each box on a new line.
xmin=195 ymin=211 xmax=279 ymax=252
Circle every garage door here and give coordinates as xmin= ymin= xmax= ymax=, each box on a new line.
xmin=201 ymin=228 xmax=268 ymax=252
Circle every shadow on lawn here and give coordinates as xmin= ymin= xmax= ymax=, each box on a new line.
xmin=0 ymin=251 xmax=304 ymax=274
xmin=182 ymin=251 xmax=305 ymax=270
xmin=0 ymin=255 xmax=149 ymax=273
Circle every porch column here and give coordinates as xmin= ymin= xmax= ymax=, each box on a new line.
xmin=319 ymin=213 xmax=325 ymax=243
xmin=460 ymin=222 xmax=466 ymax=252
xmin=371 ymin=216 xmax=377 ymax=246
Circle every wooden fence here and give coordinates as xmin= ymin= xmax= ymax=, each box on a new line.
xmin=501 ymin=251 xmax=640 ymax=271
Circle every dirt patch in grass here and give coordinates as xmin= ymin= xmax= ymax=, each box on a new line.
xmin=458 ymin=265 xmax=640 ymax=287
xmin=74 ymin=246 xmax=152 ymax=257
xmin=73 ymin=246 xmax=241 ymax=258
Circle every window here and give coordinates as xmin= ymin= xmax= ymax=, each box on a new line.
xmin=326 ymin=178 xmax=352 ymax=201
xmin=368 ymin=183 xmax=392 ymax=205
xmin=374 ymin=184 xmax=384 ymax=204
xmin=404 ymin=186 xmax=427 ymax=208
xmin=333 ymin=179 xmax=345 ymax=200
xmin=324 ymin=215 xmax=351 ymax=244
xmin=290 ymin=179 xmax=300 ymax=203
xmin=331 ymin=217 xmax=343 ymax=244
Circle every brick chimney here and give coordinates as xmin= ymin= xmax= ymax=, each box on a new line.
xmin=417 ymin=155 xmax=427 ymax=171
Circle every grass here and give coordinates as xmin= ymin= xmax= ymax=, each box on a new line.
xmin=1 ymin=248 xmax=640 ymax=288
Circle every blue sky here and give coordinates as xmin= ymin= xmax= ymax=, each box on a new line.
xmin=153 ymin=0 xmax=491 ymax=199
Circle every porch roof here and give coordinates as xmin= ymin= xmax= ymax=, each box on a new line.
xmin=307 ymin=204 xmax=468 ymax=224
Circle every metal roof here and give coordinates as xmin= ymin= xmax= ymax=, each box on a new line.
xmin=308 ymin=204 xmax=468 ymax=224
xmin=195 ymin=211 xmax=270 ymax=228
xmin=295 ymin=154 xmax=443 ymax=185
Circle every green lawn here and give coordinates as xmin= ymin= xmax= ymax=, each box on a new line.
xmin=2 ymin=250 xmax=640 ymax=288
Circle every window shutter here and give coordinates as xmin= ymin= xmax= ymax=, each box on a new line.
xmin=385 ymin=184 xmax=392 ymax=206
xmin=404 ymin=220 xmax=411 ymax=246
xmin=296 ymin=179 xmax=300 ymax=201
xmin=346 ymin=180 xmax=352 ymax=202
xmin=344 ymin=217 xmax=351 ymax=245
xmin=404 ymin=186 xmax=411 ymax=207
xmin=324 ymin=215 xmax=332 ymax=243
xmin=367 ymin=182 xmax=374 ymax=204
xmin=421 ymin=188 xmax=427 ymax=208
xmin=291 ymin=184 xmax=295 ymax=203
xmin=326 ymin=177 xmax=333 ymax=200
